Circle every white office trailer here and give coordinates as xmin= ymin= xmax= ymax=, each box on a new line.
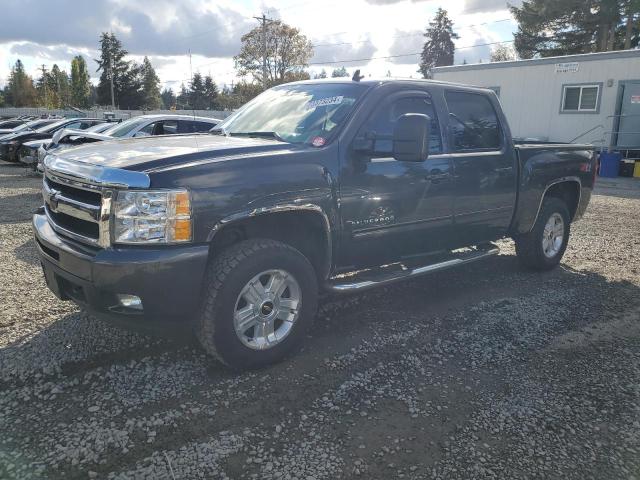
xmin=432 ymin=50 xmax=640 ymax=154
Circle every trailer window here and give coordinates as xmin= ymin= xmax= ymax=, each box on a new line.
xmin=561 ymin=85 xmax=599 ymax=112
xmin=445 ymin=91 xmax=501 ymax=151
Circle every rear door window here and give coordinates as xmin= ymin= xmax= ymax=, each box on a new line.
xmin=445 ymin=91 xmax=502 ymax=151
xmin=160 ymin=120 xmax=178 ymax=135
xmin=178 ymin=120 xmax=216 ymax=133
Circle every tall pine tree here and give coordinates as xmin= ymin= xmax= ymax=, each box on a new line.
xmin=6 ymin=59 xmax=38 ymax=107
xmin=140 ymin=56 xmax=161 ymax=110
xmin=419 ymin=8 xmax=459 ymax=79
xmin=511 ymin=0 xmax=639 ymax=58
xmin=71 ymin=55 xmax=91 ymax=108
xmin=161 ymin=88 xmax=176 ymax=109
xmin=95 ymin=32 xmax=130 ymax=107
xmin=36 ymin=64 xmax=52 ymax=108
xmin=203 ymin=75 xmax=219 ymax=110
xmin=190 ymin=73 xmax=206 ymax=110
xmin=176 ymin=83 xmax=190 ymax=109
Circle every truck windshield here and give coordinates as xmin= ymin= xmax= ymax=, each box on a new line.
xmin=214 ymin=83 xmax=369 ymax=145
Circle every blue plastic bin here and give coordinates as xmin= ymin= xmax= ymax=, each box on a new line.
xmin=599 ymin=152 xmax=622 ymax=178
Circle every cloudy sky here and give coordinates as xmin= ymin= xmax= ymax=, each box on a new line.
xmin=0 ymin=0 xmax=520 ymax=91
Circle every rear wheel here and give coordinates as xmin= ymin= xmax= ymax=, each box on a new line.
xmin=514 ymin=197 xmax=570 ymax=271
xmin=196 ymin=239 xmax=318 ymax=369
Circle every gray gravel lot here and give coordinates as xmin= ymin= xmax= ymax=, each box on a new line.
xmin=1 ymin=161 xmax=639 ymax=479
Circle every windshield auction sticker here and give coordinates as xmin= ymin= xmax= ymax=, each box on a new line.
xmin=307 ymin=96 xmax=344 ymax=109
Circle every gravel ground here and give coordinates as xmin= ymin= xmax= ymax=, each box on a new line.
xmin=1 ymin=161 xmax=639 ymax=479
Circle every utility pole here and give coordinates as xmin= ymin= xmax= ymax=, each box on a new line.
xmin=40 ymin=64 xmax=48 ymax=108
xmin=253 ymin=14 xmax=271 ymax=88
xmin=107 ymin=32 xmax=115 ymax=109
xmin=108 ymin=55 xmax=115 ymax=109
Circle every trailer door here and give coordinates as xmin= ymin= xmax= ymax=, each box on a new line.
xmin=616 ymin=81 xmax=640 ymax=149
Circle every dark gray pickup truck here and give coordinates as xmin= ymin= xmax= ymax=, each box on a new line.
xmin=34 ymin=78 xmax=596 ymax=368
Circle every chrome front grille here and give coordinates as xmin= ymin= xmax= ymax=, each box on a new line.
xmin=43 ymin=173 xmax=112 ymax=247
xmin=41 ymin=154 xmax=151 ymax=248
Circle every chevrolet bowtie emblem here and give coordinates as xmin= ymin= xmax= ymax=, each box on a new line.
xmin=49 ymin=191 xmax=59 ymax=211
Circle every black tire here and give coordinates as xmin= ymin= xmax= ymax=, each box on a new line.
xmin=196 ymin=239 xmax=318 ymax=369
xmin=514 ymin=197 xmax=571 ymax=271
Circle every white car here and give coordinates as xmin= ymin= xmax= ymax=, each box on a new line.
xmin=37 ymin=114 xmax=221 ymax=171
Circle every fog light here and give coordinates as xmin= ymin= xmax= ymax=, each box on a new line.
xmin=116 ymin=294 xmax=143 ymax=310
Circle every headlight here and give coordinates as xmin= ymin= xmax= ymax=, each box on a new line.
xmin=114 ymin=189 xmax=192 ymax=244
xmin=38 ymin=146 xmax=47 ymax=162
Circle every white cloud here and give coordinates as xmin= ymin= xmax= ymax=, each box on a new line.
xmin=0 ymin=0 xmax=516 ymax=88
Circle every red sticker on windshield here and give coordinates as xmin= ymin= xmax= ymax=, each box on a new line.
xmin=311 ymin=136 xmax=326 ymax=147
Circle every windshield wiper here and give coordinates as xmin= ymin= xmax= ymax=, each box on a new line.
xmin=229 ymin=131 xmax=286 ymax=142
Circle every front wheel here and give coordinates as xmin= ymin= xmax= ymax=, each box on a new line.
xmin=196 ymin=239 xmax=318 ymax=369
xmin=514 ymin=197 xmax=571 ymax=271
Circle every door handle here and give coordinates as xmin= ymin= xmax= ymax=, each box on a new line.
xmin=425 ymin=172 xmax=451 ymax=182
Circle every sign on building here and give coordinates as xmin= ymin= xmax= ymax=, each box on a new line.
xmin=555 ymin=62 xmax=579 ymax=73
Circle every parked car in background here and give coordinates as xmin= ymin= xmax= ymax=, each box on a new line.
xmin=0 ymin=118 xmax=30 ymax=135
xmin=34 ymin=79 xmax=596 ymax=369
xmin=34 ymin=115 xmax=220 ymax=170
xmin=23 ymin=122 xmax=116 ymax=169
xmin=103 ymin=114 xmax=221 ymax=138
xmin=38 ymin=121 xmax=119 ymax=160
xmin=0 ymin=118 xmax=59 ymax=139
xmin=0 ymin=118 xmax=105 ymax=162
xmin=50 ymin=114 xmax=221 ymax=146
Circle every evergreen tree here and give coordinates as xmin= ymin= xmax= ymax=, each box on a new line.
xmin=176 ymin=83 xmax=190 ymax=109
xmin=140 ymin=56 xmax=161 ymax=109
xmin=49 ymin=64 xmax=71 ymax=108
xmin=511 ymin=0 xmax=639 ymax=58
xmin=217 ymin=82 xmax=263 ymax=110
xmin=5 ymin=59 xmax=38 ymax=107
xmin=0 ymin=90 xmax=4 ymax=107
xmin=317 ymin=69 xmax=327 ymax=79
xmin=120 ymin=61 xmax=145 ymax=109
xmin=161 ymin=87 xmax=176 ymax=109
xmin=95 ymin=32 xmax=130 ymax=107
xmin=36 ymin=64 xmax=52 ymax=108
xmin=190 ymin=73 xmax=206 ymax=109
xmin=331 ymin=67 xmax=349 ymax=78
xmin=203 ymin=75 xmax=219 ymax=110
xmin=71 ymin=55 xmax=91 ymax=108
xmin=419 ymin=8 xmax=459 ymax=79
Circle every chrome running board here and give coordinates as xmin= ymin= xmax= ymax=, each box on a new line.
xmin=326 ymin=245 xmax=499 ymax=293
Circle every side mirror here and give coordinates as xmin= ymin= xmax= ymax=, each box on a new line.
xmin=392 ymin=113 xmax=430 ymax=162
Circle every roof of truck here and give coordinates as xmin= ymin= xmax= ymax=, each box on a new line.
xmin=285 ymin=77 xmax=494 ymax=92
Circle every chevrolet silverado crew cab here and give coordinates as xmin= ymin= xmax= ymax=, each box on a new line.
xmin=34 ymin=79 xmax=596 ymax=369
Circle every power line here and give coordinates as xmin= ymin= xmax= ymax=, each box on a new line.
xmin=161 ymin=12 xmax=515 ymax=86
xmin=308 ymin=39 xmax=515 ymax=66
xmin=312 ymin=18 xmax=512 ymax=47
xmin=313 ymin=18 xmax=513 ymax=48
xmin=163 ymin=38 xmax=515 ymax=85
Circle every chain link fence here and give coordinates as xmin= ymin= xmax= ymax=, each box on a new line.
xmin=0 ymin=107 xmax=232 ymax=120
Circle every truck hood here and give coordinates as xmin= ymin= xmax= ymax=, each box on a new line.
xmin=50 ymin=134 xmax=300 ymax=171
xmin=51 ymin=128 xmax=112 ymax=146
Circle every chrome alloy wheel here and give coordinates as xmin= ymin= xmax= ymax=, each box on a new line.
xmin=233 ymin=269 xmax=302 ymax=350
xmin=542 ymin=213 xmax=565 ymax=258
